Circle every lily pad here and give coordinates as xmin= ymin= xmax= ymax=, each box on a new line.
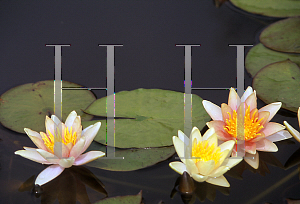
xmin=230 ymin=0 xmax=300 ymax=18
xmin=94 ymin=191 xmax=142 ymax=204
xmin=83 ymin=88 xmax=210 ymax=148
xmin=260 ymin=17 xmax=300 ymax=54
xmin=86 ymin=141 xmax=175 ymax=171
xmin=0 ymin=80 xmax=95 ymax=133
xmin=245 ymin=43 xmax=300 ymax=77
xmin=253 ymin=60 xmax=300 ymax=113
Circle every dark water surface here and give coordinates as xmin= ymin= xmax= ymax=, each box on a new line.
xmin=1 ymin=1 xmax=300 ymax=203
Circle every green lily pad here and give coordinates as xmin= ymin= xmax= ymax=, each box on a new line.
xmin=94 ymin=190 xmax=142 ymax=204
xmin=83 ymin=88 xmax=210 ymax=148
xmin=230 ymin=0 xmax=300 ymax=18
xmin=86 ymin=141 xmax=175 ymax=171
xmin=260 ymin=17 xmax=300 ymax=54
xmin=253 ymin=59 xmax=300 ymax=113
xmin=0 ymin=80 xmax=95 ymax=133
xmin=245 ymin=43 xmax=300 ymax=77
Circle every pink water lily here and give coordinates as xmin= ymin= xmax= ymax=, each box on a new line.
xmin=15 ymin=110 xmax=105 ymax=186
xmin=284 ymin=107 xmax=300 ymax=143
xmin=202 ymin=86 xmax=291 ymax=169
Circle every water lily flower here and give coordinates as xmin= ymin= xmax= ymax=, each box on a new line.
xmin=169 ymin=127 xmax=243 ymax=187
xmin=202 ymin=86 xmax=291 ymax=169
xmin=284 ymin=107 xmax=300 ymax=143
xmin=15 ymin=110 xmax=105 ymax=186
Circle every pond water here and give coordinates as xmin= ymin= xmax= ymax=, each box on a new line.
xmin=1 ymin=1 xmax=300 ymax=203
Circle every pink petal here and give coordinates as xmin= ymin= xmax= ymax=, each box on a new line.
xmin=221 ymin=103 xmax=233 ymax=122
xmin=80 ymin=122 xmax=101 ymax=154
xmin=69 ymin=137 xmax=85 ymax=159
xmin=256 ymin=138 xmax=278 ymax=152
xmin=258 ymin=102 xmax=282 ymax=123
xmin=262 ymin=122 xmax=285 ymax=137
xmin=257 ymin=111 xmax=270 ymax=127
xmin=202 ymin=100 xmax=223 ymax=121
xmin=245 ymin=92 xmax=257 ymax=111
xmin=45 ymin=115 xmax=57 ymax=136
xmin=64 ymin=110 xmax=77 ymax=127
xmin=245 ymin=141 xmax=256 ymax=154
xmin=266 ymin=130 xmax=292 ymax=142
xmin=228 ymin=87 xmax=241 ymax=110
xmin=35 ymin=164 xmax=65 ymax=186
xmin=24 ymin=128 xmax=48 ymax=151
xmin=15 ymin=150 xmax=52 ymax=164
xmin=244 ymin=152 xmax=259 ymax=169
xmin=207 ymin=120 xmax=226 ymax=132
xmin=241 ymin=86 xmax=254 ymax=102
xmin=51 ymin=114 xmax=62 ymax=126
xmin=73 ymin=151 xmax=105 ymax=166
xmin=53 ymin=142 xmax=70 ymax=158
xmin=36 ymin=149 xmax=60 ymax=164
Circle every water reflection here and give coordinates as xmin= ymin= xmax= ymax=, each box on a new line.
xmin=18 ymin=166 xmax=107 ymax=204
xmin=171 ymin=172 xmax=230 ymax=203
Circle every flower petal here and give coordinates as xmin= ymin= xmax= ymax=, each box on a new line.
xmin=241 ymin=86 xmax=253 ymax=102
xmin=169 ymin=161 xmax=187 ymax=175
xmin=36 ymin=149 xmax=60 ymax=164
xmin=244 ymin=152 xmax=259 ymax=169
xmin=178 ymin=130 xmax=189 ymax=146
xmin=258 ymin=102 xmax=282 ymax=122
xmin=221 ymin=103 xmax=233 ymax=122
xmin=245 ymin=141 xmax=256 ymax=154
xmin=45 ymin=115 xmax=57 ymax=136
xmin=208 ymin=166 xmax=230 ymax=178
xmin=255 ymin=138 xmax=278 ymax=152
xmin=58 ymin=157 xmax=75 ymax=168
xmin=191 ymin=173 xmax=208 ymax=182
xmin=15 ymin=150 xmax=52 ymax=164
xmin=219 ymin=140 xmax=235 ymax=153
xmin=261 ymin=122 xmax=285 ymax=137
xmin=195 ymin=160 xmax=215 ymax=176
xmin=206 ymin=175 xmax=230 ymax=187
xmin=69 ymin=137 xmax=86 ymax=159
xmin=64 ymin=110 xmax=77 ymax=128
xmin=35 ymin=164 xmax=65 ymax=186
xmin=202 ymin=127 xmax=216 ymax=141
xmin=51 ymin=114 xmax=62 ymax=126
xmin=245 ymin=92 xmax=257 ymax=112
xmin=53 ymin=142 xmax=70 ymax=158
xmin=190 ymin=127 xmax=202 ymax=143
xmin=266 ymin=130 xmax=292 ymax=142
xmin=73 ymin=151 xmax=105 ymax=166
xmin=186 ymin=159 xmax=199 ymax=175
xmin=202 ymin=100 xmax=223 ymax=121
xmin=173 ymin=136 xmax=188 ymax=163
xmin=80 ymin=122 xmax=101 ymax=154
xmin=24 ymin=128 xmax=48 ymax=151
xmin=221 ymin=157 xmax=243 ymax=168
xmin=284 ymin=121 xmax=300 ymax=143
xmin=228 ymin=87 xmax=241 ymax=111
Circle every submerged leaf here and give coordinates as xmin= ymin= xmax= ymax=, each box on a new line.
xmin=94 ymin=190 xmax=142 ymax=204
xmin=253 ymin=60 xmax=300 ymax=113
xmin=230 ymin=0 xmax=300 ymax=18
xmin=260 ymin=17 xmax=300 ymax=53
xmin=0 ymin=80 xmax=95 ymax=133
xmin=245 ymin=43 xmax=300 ymax=77
xmin=84 ymin=88 xmax=210 ymax=148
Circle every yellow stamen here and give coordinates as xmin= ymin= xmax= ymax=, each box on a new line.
xmin=192 ymin=140 xmax=222 ymax=164
xmin=224 ymin=106 xmax=264 ymax=140
xmin=41 ymin=127 xmax=77 ymax=153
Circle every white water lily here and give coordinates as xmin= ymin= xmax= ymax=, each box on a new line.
xmin=15 ymin=110 xmax=105 ymax=186
xmin=169 ymin=127 xmax=242 ymax=187
xmin=284 ymin=107 xmax=300 ymax=142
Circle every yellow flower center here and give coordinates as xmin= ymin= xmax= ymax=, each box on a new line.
xmin=224 ymin=106 xmax=264 ymax=141
xmin=192 ymin=140 xmax=222 ymax=164
xmin=41 ymin=127 xmax=77 ymax=153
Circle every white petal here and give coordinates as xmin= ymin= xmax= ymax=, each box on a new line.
xmin=15 ymin=150 xmax=51 ymax=164
xmin=24 ymin=128 xmax=47 ymax=151
xmin=208 ymin=166 xmax=230 ymax=178
xmin=221 ymin=157 xmax=243 ymax=168
xmin=202 ymin=100 xmax=223 ymax=121
xmin=169 ymin=161 xmax=187 ymax=175
xmin=73 ymin=151 xmax=105 ymax=166
xmin=80 ymin=122 xmax=101 ymax=154
xmin=51 ymin=114 xmax=62 ymax=126
xmin=36 ymin=149 xmax=59 ymax=164
xmin=244 ymin=152 xmax=259 ymax=169
xmin=191 ymin=173 xmax=208 ymax=182
xmin=219 ymin=140 xmax=235 ymax=153
xmin=202 ymin=127 xmax=215 ymax=141
xmin=258 ymin=102 xmax=282 ymax=122
xmin=266 ymin=130 xmax=292 ymax=142
xmin=186 ymin=159 xmax=199 ymax=175
xmin=206 ymin=175 xmax=230 ymax=187
xmin=173 ymin=136 xmax=189 ymax=164
xmin=284 ymin=121 xmax=300 ymax=143
xmin=190 ymin=127 xmax=202 ymax=143
xmin=58 ymin=157 xmax=75 ymax=168
xmin=69 ymin=137 xmax=86 ymax=159
xmin=241 ymin=86 xmax=253 ymax=102
xmin=178 ymin=130 xmax=189 ymax=146
xmin=65 ymin=110 xmax=77 ymax=128
xmin=35 ymin=164 xmax=65 ymax=186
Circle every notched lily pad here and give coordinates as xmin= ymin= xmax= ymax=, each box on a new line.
xmin=0 ymin=80 xmax=95 ymax=133
xmin=245 ymin=43 xmax=300 ymax=77
xmin=253 ymin=60 xmax=300 ymax=113
xmin=230 ymin=0 xmax=300 ymax=18
xmin=83 ymin=88 xmax=210 ymax=148
xmin=86 ymin=141 xmax=175 ymax=171
xmin=260 ymin=17 xmax=300 ymax=54
xmin=94 ymin=190 xmax=142 ymax=204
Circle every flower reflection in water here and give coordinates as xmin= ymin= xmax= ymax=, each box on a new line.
xmin=171 ymin=172 xmax=230 ymax=203
xmin=18 ymin=166 xmax=107 ymax=204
